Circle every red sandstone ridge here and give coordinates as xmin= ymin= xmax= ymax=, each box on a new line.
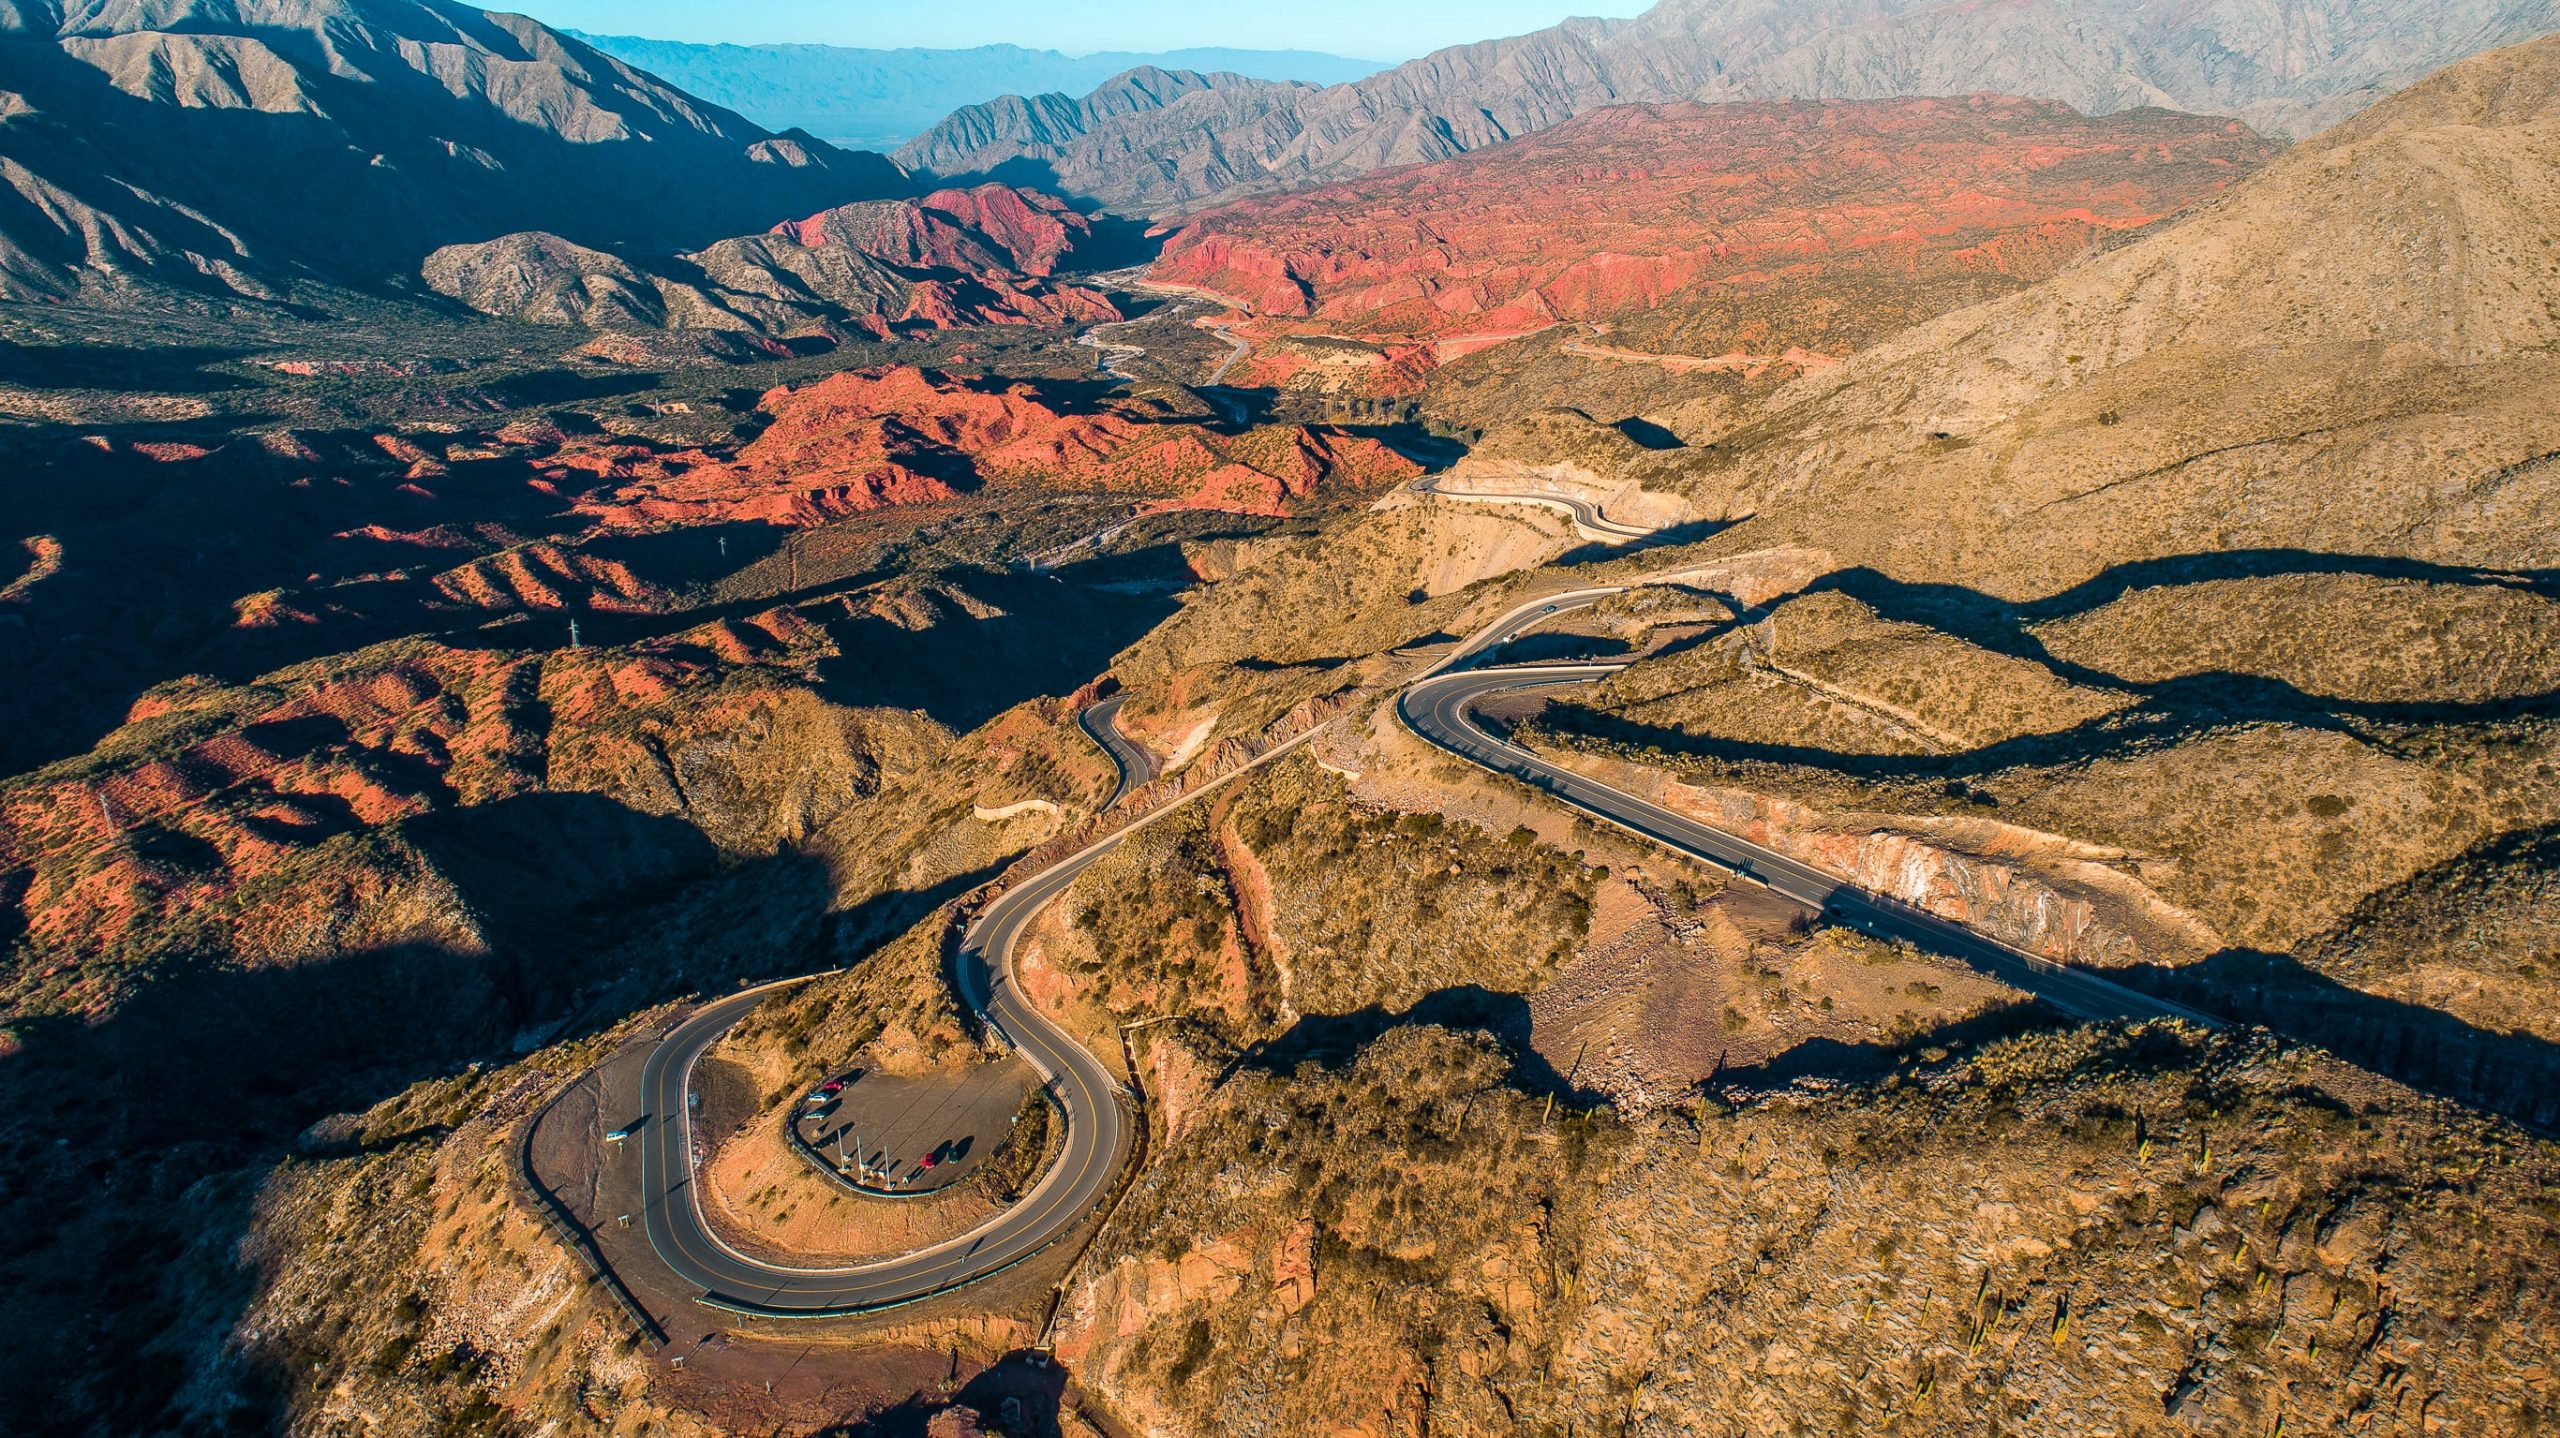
xmin=578 ymin=366 xmax=1422 ymax=529
xmin=1149 ymin=97 xmax=2278 ymax=351
xmin=772 ymin=185 xmax=1095 ymax=278
xmin=0 ymin=614 xmax=836 ymax=990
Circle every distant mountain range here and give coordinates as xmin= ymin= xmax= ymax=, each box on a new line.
xmin=5 ymin=0 xmax=2549 ymax=323
xmin=0 ymin=0 xmax=906 ymax=305
xmin=896 ymin=67 xmax=1298 ymax=196
xmin=902 ymin=0 xmax=2560 ymax=214
xmin=569 ymin=35 xmax=1387 ymax=149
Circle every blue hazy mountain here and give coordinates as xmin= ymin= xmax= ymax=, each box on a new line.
xmin=570 ymin=34 xmax=1388 ymax=149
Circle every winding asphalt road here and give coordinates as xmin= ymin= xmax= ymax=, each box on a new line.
xmin=622 ymin=699 xmax=1320 ymax=1317
xmin=1399 ymin=663 xmax=2219 ymax=1027
xmin=1399 ymin=579 xmax=2218 ymax=1026
xmin=634 ymin=837 xmax=1135 ymax=1315
xmin=1411 ymin=474 xmax=1654 ymax=544
xmin=624 ymin=702 xmax=1174 ymax=1316
xmin=1078 ymin=695 xmax=1161 ymax=810
xmin=607 ymin=572 xmax=2211 ymax=1321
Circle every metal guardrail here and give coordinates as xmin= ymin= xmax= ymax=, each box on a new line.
xmin=1032 ymin=1027 xmax=1159 ymax=1350
xmin=512 ymin=1074 xmax=670 ymax=1350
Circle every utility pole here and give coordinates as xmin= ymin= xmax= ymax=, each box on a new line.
xmin=568 ymin=617 xmax=581 ymax=649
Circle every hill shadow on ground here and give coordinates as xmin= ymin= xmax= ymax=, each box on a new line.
xmin=0 ymin=784 xmax=1001 ymax=1432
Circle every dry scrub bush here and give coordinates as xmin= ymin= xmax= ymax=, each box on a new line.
xmin=1230 ymin=764 xmax=1595 ymax=1015
xmin=1075 ymin=1023 xmax=2560 ymax=1438
xmin=720 ymin=916 xmax=983 ymax=1086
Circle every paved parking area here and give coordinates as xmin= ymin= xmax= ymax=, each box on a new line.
xmin=794 ymin=1059 xmax=1035 ymax=1194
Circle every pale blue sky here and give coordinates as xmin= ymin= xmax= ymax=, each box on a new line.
xmin=505 ymin=1 xmax=1654 ymax=61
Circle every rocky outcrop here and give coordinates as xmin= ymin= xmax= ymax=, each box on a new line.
xmin=1722 ymin=785 xmax=2216 ymax=967
xmin=896 ymin=0 xmax=2553 ymax=214
xmin=1543 ymin=744 xmax=2222 ymax=970
xmin=1152 ymin=98 xmax=2275 ymax=348
xmin=0 ymin=534 xmax=62 ymax=604
xmin=0 ymin=614 xmax=860 ymax=1006
xmin=424 ymin=185 xmax=1122 ymax=341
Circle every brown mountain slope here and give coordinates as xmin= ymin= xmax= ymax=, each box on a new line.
xmin=895 ymin=64 xmax=1294 ymax=183
xmin=899 ymin=0 xmax=2558 ymax=214
xmin=423 ymin=185 xmax=1124 ymax=342
xmin=1662 ymin=29 xmax=2560 ymax=586
xmin=0 ymin=0 xmax=908 ymax=302
xmin=1496 ymin=32 xmax=2560 ymax=1125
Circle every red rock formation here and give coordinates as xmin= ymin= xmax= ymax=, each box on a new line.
xmin=0 ymin=610 xmax=840 ymax=990
xmin=773 ymin=184 xmax=1093 ymax=278
xmin=429 ymin=543 xmax=667 ymax=614
xmin=577 ymin=366 xmax=1422 ymax=528
xmin=1151 ymin=97 xmax=2276 ymax=347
